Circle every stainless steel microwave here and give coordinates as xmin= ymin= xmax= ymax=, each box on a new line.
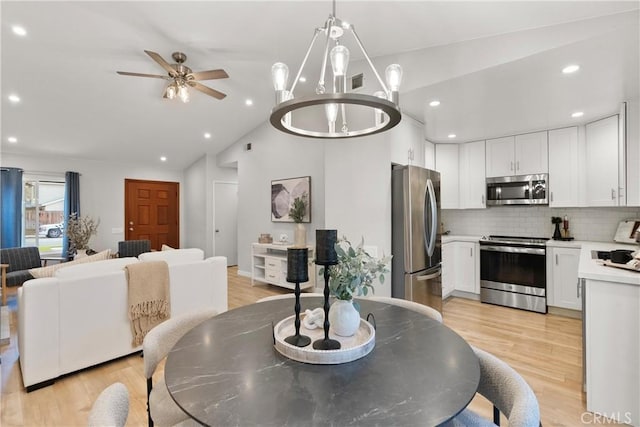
xmin=486 ymin=174 xmax=548 ymax=206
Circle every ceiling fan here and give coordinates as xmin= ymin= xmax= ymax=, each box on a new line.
xmin=117 ymin=50 xmax=229 ymax=102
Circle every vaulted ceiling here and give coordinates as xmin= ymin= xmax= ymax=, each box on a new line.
xmin=2 ymin=1 xmax=638 ymax=170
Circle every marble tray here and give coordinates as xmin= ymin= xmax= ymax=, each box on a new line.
xmin=274 ymin=315 xmax=375 ymax=364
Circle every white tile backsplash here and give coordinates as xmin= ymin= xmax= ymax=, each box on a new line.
xmin=442 ymin=206 xmax=640 ymax=242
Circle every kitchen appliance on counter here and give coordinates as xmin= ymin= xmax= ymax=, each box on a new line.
xmin=486 ymin=174 xmax=548 ymax=206
xmin=391 ymin=165 xmax=442 ymax=314
xmin=479 ymin=235 xmax=547 ymax=313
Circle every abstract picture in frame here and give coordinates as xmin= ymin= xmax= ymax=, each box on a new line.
xmin=271 ymin=176 xmax=311 ymax=223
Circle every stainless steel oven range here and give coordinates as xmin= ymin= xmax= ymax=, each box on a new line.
xmin=479 ymin=235 xmax=547 ymax=313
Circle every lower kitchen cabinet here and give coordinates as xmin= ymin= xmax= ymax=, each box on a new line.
xmin=442 ymin=241 xmax=479 ymax=297
xmin=548 ymin=247 xmax=581 ymax=310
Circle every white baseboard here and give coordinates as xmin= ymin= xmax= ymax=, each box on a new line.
xmin=237 ymin=270 xmax=251 ymax=278
xmin=450 ymin=290 xmax=481 ymax=301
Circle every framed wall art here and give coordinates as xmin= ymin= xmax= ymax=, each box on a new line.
xmin=271 ymin=176 xmax=311 ymax=223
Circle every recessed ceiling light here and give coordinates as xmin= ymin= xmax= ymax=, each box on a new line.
xmin=429 ymin=100 xmax=440 ymax=107
xmin=571 ymin=111 xmax=584 ymax=118
xmin=204 ymin=133 xmax=211 ymax=139
xmin=245 ymin=99 xmax=254 ymax=106
xmin=8 ymin=94 xmax=21 ymax=103
xmin=12 ymin=25 xmax=27 ymax=36
xmin=8 ymin=137 xmax=18 ymax=143
xmin=299 ymin=76 xmax=307 ymax=83
xmin=562 ymin=65 xmax=580 ymax=74
xmin=160 ymin=156 xmax=167 ymax=162
xmin=448 ymin=134 xmax=456 ymax=139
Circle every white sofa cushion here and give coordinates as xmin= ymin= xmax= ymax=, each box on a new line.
xmin=138 ymin=248 xmax=204 ymax=265
xmin=29 ymin=249 xmax=112 ymax=278
xmin=55 ymin=257 xmax=139 ymax=279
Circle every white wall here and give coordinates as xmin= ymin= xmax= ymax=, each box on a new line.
xmin=205 ymin=154 xmax=237 ymax=257
xmin=2 ymin=153 xmax=184 ymax=252
xmin=442 ymin=206 xmax=640 ymax=242
xmin=184 ymin=156 xmax=207 ymax=252
xmin=324 ymin=134 xmax=393 ymax=297
xmin=626 ymin=98 xmax=640 ymax=206
xmin=218 ymin=122 xmax=326 ymax=276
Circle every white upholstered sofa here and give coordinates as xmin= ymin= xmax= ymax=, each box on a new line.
xmin=18 ymin=250 xmax=228 ymax=391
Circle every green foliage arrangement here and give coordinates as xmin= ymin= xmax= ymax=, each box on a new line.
xmin=289 ymin=192 xmax=308 ymax=223
xmin=66 ymin=213 xmax=100 ymax=251
xmin=320 ymin=236 xmax=392 ymax=301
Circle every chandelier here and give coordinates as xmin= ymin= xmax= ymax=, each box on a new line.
xmin=164 ymin=79 xmax=190 ymax=103
xmin=269 ymin=1 xmax=402 ymax=139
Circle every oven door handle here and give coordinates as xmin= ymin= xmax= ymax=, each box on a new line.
xmin=480 ymin=245 xmax=545 ymax=255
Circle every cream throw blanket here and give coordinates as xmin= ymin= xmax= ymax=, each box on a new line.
xmin=125 ymin=261 xmax=170 ymax=346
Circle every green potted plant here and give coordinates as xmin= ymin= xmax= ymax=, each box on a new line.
xmin=319 ymin=236 xmax=391 ymax=336
xmin=66 ymin=213 xmax=100 ymax=258
xmin=289 ymin=192 xmax=308 ymax=247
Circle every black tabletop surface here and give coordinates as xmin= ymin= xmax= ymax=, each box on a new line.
xmin=165 ymin=298 xmax=479 ymax=427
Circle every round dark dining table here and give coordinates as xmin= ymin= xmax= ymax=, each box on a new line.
xmin=165 ymin=297 xmax=480 ymax=426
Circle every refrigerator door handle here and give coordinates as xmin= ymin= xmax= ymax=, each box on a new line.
xmin=416 ymin=268 xmax=442 ymax=281
xmin=424 ymin=178 xmax=438 ymax=257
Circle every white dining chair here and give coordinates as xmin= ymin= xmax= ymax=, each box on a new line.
xmin=143 ymin=308 xmax=218 ymax=427
xmin=362 ymin=296 xmax=443 ymax=323
xmin=444 ymin=346 xmax=541 ymax=427
xmin=87 ymin=382 xmax=129 ymax=427
xmin=256 ymin=292 xmax=324 ymax=303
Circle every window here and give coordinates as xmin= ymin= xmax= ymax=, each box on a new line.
xmin=23 ymin=176 xmax=65 ymax=256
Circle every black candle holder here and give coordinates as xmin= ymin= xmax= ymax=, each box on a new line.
xmin=313 ymin=230 xmax=341 ymax=350
xmin=284 ymin=248 xmax=311 ymax=348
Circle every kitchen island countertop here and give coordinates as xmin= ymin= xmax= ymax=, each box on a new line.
xmin=578 ymin=242 xmax=639 ymax=286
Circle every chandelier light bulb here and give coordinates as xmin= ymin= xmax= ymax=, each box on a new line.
xmin=178 ymin=85 xmax=189 ymax=103
xmin=330 ymin=45 xmax=350 ymax=77
xmin=385 ymin=64 xmax=403 ymax=92
xmin=166 ymin=84 xmax=177 ymax=100
xmin=271 ymin=62 xmax=289 ymax=91
xmin=325 ymin=103 xmax=339 ymax=133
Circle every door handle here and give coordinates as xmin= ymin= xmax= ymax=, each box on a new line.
xmin=470 ymin=247 xmax=473 ymax=257
xmin=417 ymin=269 xmax=442 ymax=281
xmin=129 ymin=221 xmax=134 ymax=225
xmin=611 ymin=189 xmax=616 ymax=200
xmin=481 ymin=194 xmax=485 ymax=205
xmin=577 ymin=278 xmax=582 ymax=298
xmin=215 ymin=229 xmax=220 ymax=233
xmin=555 ymin=254 xmax=558 ymax=265
xmin=129 ymin=227 xmax=134 ymax=231
xmin=516 ymin=161 xmax=520 ymax=171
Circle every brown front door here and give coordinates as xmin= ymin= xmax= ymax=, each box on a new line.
xmin=125 ymin=179 xmax=179 ymax=250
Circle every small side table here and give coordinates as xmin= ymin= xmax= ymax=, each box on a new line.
xmin=1 ymin=264 xmax=8 ymax=306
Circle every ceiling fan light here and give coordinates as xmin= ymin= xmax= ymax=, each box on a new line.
xmin=165 ymin=84 xmax=177 ymax=100
xmin=178 ymin=85 xmax=190 ymax=103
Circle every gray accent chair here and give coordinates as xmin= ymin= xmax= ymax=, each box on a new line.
xmin=444 ymin=347 xmax=541 ymax=427
xmin=143 ymin=308 xmax=218 ymax=427
xmin=0 ymin=246 xmax=42 ymax=286
xmin=87 ymin=382 xmax=129 ymax=427
xmin=117 ymin=239 xmax=151 ymax=258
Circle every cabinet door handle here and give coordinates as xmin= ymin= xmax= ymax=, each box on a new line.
xmin=481 ymin=194 xmax=485 ymax=205
xmin=577 ymin=278 xmax=581 ymax=298
xmin=516 ymin=161 xmax=520 ymax=171
xmin=470 ymin=247 xmax=473 ymax=257
xmin=510 ymin=161 xmax=514 ymax=171
xmin=611 ymin=188 xmax=616 ymax=200
xmin=550 ymin=192 xmax=554 ymax=202
xmin=555 ymin=254 xmax=558 ymax=265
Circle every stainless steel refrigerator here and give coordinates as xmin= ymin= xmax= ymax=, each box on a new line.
xmin=391 ymin=165 xmax=442 ymax=314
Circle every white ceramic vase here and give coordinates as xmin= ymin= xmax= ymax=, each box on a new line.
xmin=293 ymin=223 xmax=307 ymax=248
xmin=329 ymin=299 xmax=360 ymax=337
xmin=74 ymin=249 xmax=88 ymax=259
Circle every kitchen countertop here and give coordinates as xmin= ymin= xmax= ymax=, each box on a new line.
xmin=578 ymin=242 xmax=640 ymax=286
xmin=442 ymin=235 xmax=483 ymax=243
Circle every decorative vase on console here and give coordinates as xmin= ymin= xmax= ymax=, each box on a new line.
xmin=289 ymin=193 xmax=309 ymax=248
xmin=66 ymin=212 xmax=100 ymax=259
xmin=322 ymin=236 xmax=392 ymax=337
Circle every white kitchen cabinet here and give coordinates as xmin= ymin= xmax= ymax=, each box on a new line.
xmin=442 ymin=241 xmax=479 ymax=296
xmin=486 ymin=132 xmax=548 ymax=177
xmin=585 ymin=115 xmax=620 ymax=206
xmin=548 ymin=127 xmax=579 ymax=207
xmin=459 ymin=140 xmax=486 ymax=208
xmin=454 ymin=242 xmax=478 ymax=293
xmin=251 ymin=243 xmax=314 ymax=290
xmin=389 ymin=115 xmax=425 ymax=167
xmin=548 ymin=247 xmax=581 ymax=310
xmin=435 ymin=144 xmax=459 ymax=209
xmin=441 ymin=242 xmax=455 ymax=298
xmin=485 ymin=136 xmax=515 ymax=177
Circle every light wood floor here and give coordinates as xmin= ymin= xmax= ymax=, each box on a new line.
xmin=0 ymin=268 xmax=622 ymax=426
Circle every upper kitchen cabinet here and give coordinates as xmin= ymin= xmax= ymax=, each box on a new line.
xmin=389 ymin=116 xmax=425 ymax=167
xmin=585 ymin=115 xmax=622 ymax=206
xmin=485 ymin=131 xmax=548 ymax=177
xmin=459 ymin=140 xmax=486 ymax=209
xmin=435 ymin=144 xmax=459 ymax=209
xmin=548 ymin=127 xmax=579 ymax=207
xmin=625 ymin=99 xmax=639 ymax=206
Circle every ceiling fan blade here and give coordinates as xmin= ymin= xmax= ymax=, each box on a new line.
xmin=187 ymin=69 xmax=229 ymax=81
xmin=144 ymin=50 xmax=177 ymax=76
xmin=188 ymin=81 xmax=226 ymax=100
xmin=117 ymin=71 xmax=170 ymax=79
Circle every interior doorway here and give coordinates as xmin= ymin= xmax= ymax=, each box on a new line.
xmin=213 ymin=181 xmax=238 ymax=266
xmin=124 ymin=179 xmax=179 ymax=250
